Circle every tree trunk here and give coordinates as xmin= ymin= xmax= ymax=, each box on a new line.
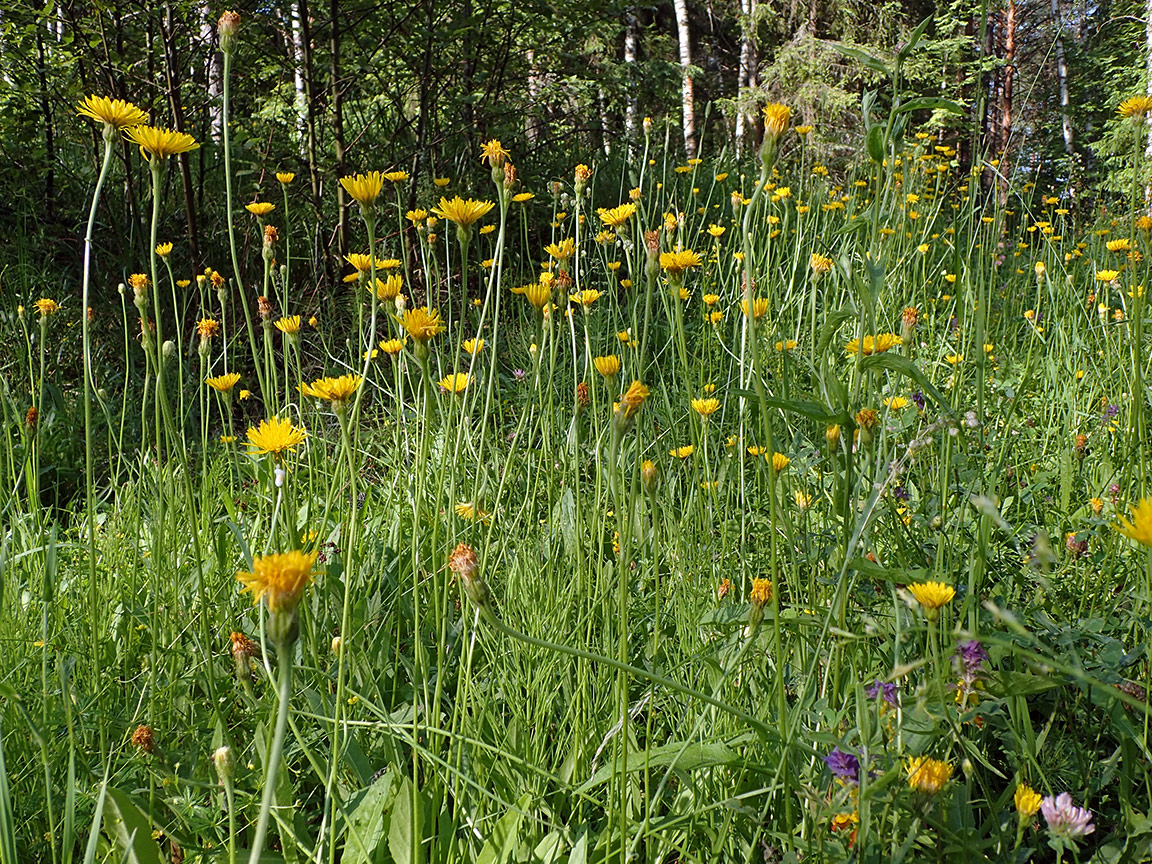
xmin=735 ymin=0 xmax=756 ymax=157
xmin=997 ymin=0 xmax=1016 ymax=203
xmin=1051 ymin=0 xmax=1073 ymax=155
xmin=526 ymin=49 xmax=544 ymax=144
xmin=290 ymin=0 xmax=309 ymax=150
xmin=201 ymin=1 xmax=223 ymax=141
xmin=673 ymin=0 xmax=696 ymax=157
xmin=330 ymin=0 xmax=348 ymax=262
xmin=35 ymin=25 xmax=54 ymax=216
xmin=623 ymin=9 xmax=639 ymax=153
xmin=160 ymin=5 xmax=201 ymax=268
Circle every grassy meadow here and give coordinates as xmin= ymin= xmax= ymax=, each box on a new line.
xmin=6 ymin=24 xmax=1152 ymax=864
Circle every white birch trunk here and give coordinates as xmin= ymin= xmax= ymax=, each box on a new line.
xmin=202 ymin=1 xmax=223 ymax=141
xmin=1050 ymin=0 xmax=1073 ymax=155
xmin=673 ymin=0 xmax=696 ymax=157
xmin=623 ymin=10 xmax=639 ymax=152
xmin=291 ymin=0 xmax=309 ymax=150
xmin=735 ymin=0 xmax=757 ymax=157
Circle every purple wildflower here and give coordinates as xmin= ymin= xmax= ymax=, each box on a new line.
xmin=866 ymin=679 xmax=898 ymax=706
xmin=912 ymin=391 xmax=926 ymax=411
xmin=955 ymin=640 xmax=987 ymax=678
xmin=893 ymin=486 xmax=910 ymax=501
xmin=512 ymin=368 xmax=527 ymax=382
xmin=1103 ymin=404 xmax=1120 ymax=420
xmin=1041 ymin=793 xmax=1095 ymax=840
xmin=824 ymin=747 xmax=860 ymax=783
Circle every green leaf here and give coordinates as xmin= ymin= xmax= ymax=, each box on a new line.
xmin=893 ymin=96 xmax=962 ymax=115
xmin=832 ymin=44 xmax=890 ymax=78
xmin=897 ymin=17 xmax=932 ymax=64
xmin=578 ymin=742 xmax=740 ymax=792
xmin=866 ymin=125 xmax=886 ymax=164
xmin=388 ymin=776 xmax=422 ymax=864
xmin=102 ymin=787 xmax=164 ymax=864
xmin=858 ymin=354 xmax=955 ymax=415
xmin=475 ymin=793 xmax=532 ymax=864
xmin=341 ymin=772 xmax=396 ymax=864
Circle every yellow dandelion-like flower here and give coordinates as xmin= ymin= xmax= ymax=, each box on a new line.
xmin=339 ymin=171 xmax=385 ymax=206
xmin=433 ymin=177 xmax=451 ymax=187
xmin=454 ymin=501 xmax=491 ymax=523
xmin=906 ymin=757 xmax=953 ymax=794
xmin=844 ymin=333 xmax=903 ymax=356
xmin=594 ymin=355 xmax=621 ymax=378
xmin=670 ymin=444 xmax=695 ymax=459
xmin=300 ymin=374 xmax=362 ymax=404
xmin=439 ymin=373 xmax=470 ymax=394
xmin=77 ymin=95 xmax=148 ymax=130
xmin=197 ymin=318 xmax=219 ymax=339
xmin=749 ymin=578 xmax=773 ymax=606
xmin=379 ymin=338 xmax=406 ymax=354
xmin=1119 ymin=95 xmax=1152 ymax=119
xmin=524 ymin=282 xmax=551 ymax=309
xmin=545 ymin=238 xmax=576 ymax=260
xmin=809 ymin=252 xmax=833 ymax=275
xmin=1096 ymin=269 xmax=1120 ymax=282
xmin=1107 ymin=238 xmax=1131 ymax=252
xmin=569 ymin=289 xmax=602 ymax=308
xmin=740 ymin=297 xmax=771 ymax=319
xmin=692 ymin=397 xmax=720 ymax=417
xmin=155 ymin=242 xmax=173 ymax=257
xmin=431 ymin=196 xmax=495 ymax=227
xmin=1015 ymin=784 xmax=1042 ymax=818
xmin=236 ymin=550 xmax=316 ymax=614
xmin=480 ymin=139 xmax=510 ymax=166
xmin=274 ymin=315 xmax=301 ymax=335
xmin=598 ymin=203 xmax=637 ymax=228
xmin=34 ymin=298 xmax=60 ymax=318
xmin=512 ymin=192 xmax=534 ymax=203
xmin=246 ymin=416 xmax=307 ymax=460
xmin=461 ymin=338 xmax=484 ymax=355
xmin=123 ymin=125 xmax=199 ymax=160
xmin=398 ymin=307 xmax=445 ymax=343
xmin=617 ymin=380 xmax=649 ymax=419
xmin=762 ymin=103 xmax=791 ymax=140
xmin=660 ymin=249 xmax=703 ymax=275
xmin=375 ymin=274 xmax=403 ymax=301
xmin=206 ymin=372 xmax=241 ymax=393
xmin=884 ymin=396 xmax=909 ymax=410
xmin=383 ymin=170 xmax=408 ymax=183
xmin=771 ymin=452 xmax=790 ymax=472
xmin=276 ymin=172 xmax=295 ymax=184
xmin=908 ymin=581 xmax=956 ymax=615
xmin=245 ymin=202 xmax=275 ymax=217
xmin=1117 ymin=497 xmax=1152 ymax=546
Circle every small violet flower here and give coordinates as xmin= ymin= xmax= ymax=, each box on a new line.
xmin=823 ymin=747 xmax=860 ymax=783
xmin=1041 ymin=793 xmax=1095 ymax=840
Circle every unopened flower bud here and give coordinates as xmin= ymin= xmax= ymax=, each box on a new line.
xmin=213 ymin=746 xmax=234 ymax=780
xmin=218 ymin=10 xmax=241 ymax=55
xmin=331 ymin=635 xmax=343 ymax=655
xmin=448 ymin=543 xmax=496 ymax=622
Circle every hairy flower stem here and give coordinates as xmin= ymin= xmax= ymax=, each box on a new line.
xmin=248 ymin=644 xmax=293 ymax=864
xmin=81 ymin=128 xmax=115 ymax=641
xmin=221 ymin=49 xmax=267 ymax=406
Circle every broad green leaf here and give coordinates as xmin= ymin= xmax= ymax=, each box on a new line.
xmin=859 ymin=353 xmax=955 ymax=415
xmin=893 ymin=96 xmax=962 ymax=115
xmin=342 ymin=772 xmax=396 ymax=864
xmin=897 ymin=17 xmax=932 ymax=64
xmin=579 ymin=742 xmax=740 ymax=792
xmin=475 ymin=793 xmax=532 ymax=864
xmin=102 ymin=787 xmax=163 ymax=864
xmin=833 ymin=44 xmax=890 ymax=78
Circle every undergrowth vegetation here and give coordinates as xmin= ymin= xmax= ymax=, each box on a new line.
xmin=4 ymin=14 xmax=1152 ymax=864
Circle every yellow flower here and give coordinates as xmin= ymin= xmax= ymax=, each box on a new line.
xmin=707 ymin=224 xmax=726 ymax=238
xmin=1015 ymin=783 xmax=1042 ymax=818
xmin=908 ymin=581 xmax=955 ymax=615
xmin=197 ymin=318 xmax=219 ymax=339
xmin=617 ymin=380 xmax=649 ymax=419
xmin=740 ymin=297 xmax=771 ymax=319
xmin=1119 ymin=95 xmax=1152 ymax=119
xmin=339 ymin=171 xmax=385 ymax=206
xmin=246 ymin=417 xmax=307 ymax=460
xmin=375 ymin=274 xmax=403 ymax=301
xmin=34 ymin=298 xmax=59 ymax=318
xmin=883 ymin=396 xmax=909 ymax=410
xmin=276 ymin=172 xmax=295 ymax=184
xmin=239 ymin=389 xmax=251 ymax=400
xmin=460 ymin=338 xmax=483 ymax=355
xmin=1118 ymin=497 xmax=1152 ymax=546
xmin=439 ymin=373 xmax=470 ymax=394
xmin=1107 ymin=238 xmax=1131 ymax=252
xmin=379 ymin=338 xmax=406 ymax=354
xmin=383 ymin=170 xmax=408 ymax=183
xmin=1096 ymin=269 xmax=1120 ymax=282
xmin=245 ymin=202 xmax=275 ymax=217
xmin=454 ymin=501 xmax=491 ymax=522
xmin=945 ymin=353 xmax=964 ymax=365
xmin=300 ymin=374 xmax=362 ymax=404
xmin=660 ymin=249 xmax=703 ymax=275
xmin=770 ymin=452 xmax=790 ymax=472
xmin=406 ymin=209 xmax=428 ymax=224
xmin=432 ymin=196 xmax=495 ymax=227
xmin=594 ymin=355 xmax=621 ymax=378
xmin=155 ymin=242 xmax=173 ymax=257
xmin=480 ymin=139 xmax=510 ymax=166
xmin=433 ymin=176 xmax=451 ymax=187
xmin=123 ymin=125 xmax=199 ymax=160
xmin=569 ymin=289 xmax=602 ymax=308
xmin=236 ymin=550 xmax=316 ymax=614
xmin=274 ymin=315 xmax=301 ymax=335
xmin=692 ymin=397 xmax=720 ymax=417
xmin=513 ymin=192 xmax=535 ymax=203
xmin=524 ymin=282 xmax=551 ymax=309
xmin=809 ymin=252 xmax=833 ymax=275
xmin=749 ymin=578 xmax=773 ymax=606
xmin=670 ymin=444 xmax=695 ymax=459
xmin=762 ymin=103 xmax=791 ymax=139
xmin=844 ymin=333 xmax=902 ymax=356
xmin=598 ymin=203 xmax=637 ymax=228
xmin=344 ymin=252 xmax=378 ymax=274
xmin=906 ymin=757 xmax=953 ymax=794
xmin=398 ymin=307 xmax=445 ymax=343
xmin=77 ymin=95 xmax=148 ymax=129
xmin=206 ymin=372 xmax=241 ymax=393
xmin=774 ymin=339 xmax=798 ymax=351
xmin=794 ymin=125 xmax=813 ymax=136
xmin=545 ymin=238 xmax=576 ymax=260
